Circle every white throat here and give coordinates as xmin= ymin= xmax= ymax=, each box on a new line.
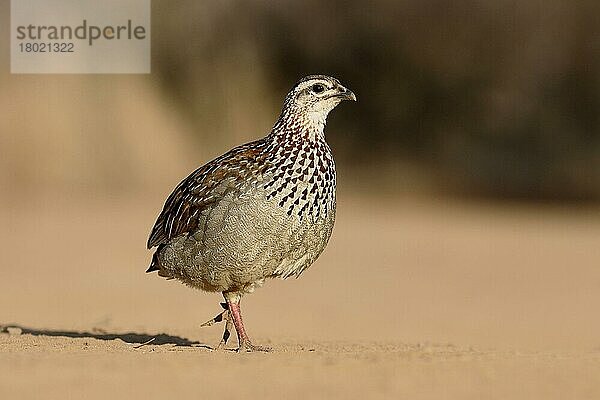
xmin=306 ymin=110 xmax=327 ymax=141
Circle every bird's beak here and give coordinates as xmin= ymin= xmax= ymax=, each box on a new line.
xmin=338 ymin=86 xmax=357 ymax=102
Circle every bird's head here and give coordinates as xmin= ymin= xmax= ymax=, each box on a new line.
xmin=280 ymin=75 xmax=356 ymax=131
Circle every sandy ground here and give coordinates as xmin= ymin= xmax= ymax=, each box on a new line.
xmin=1 ymin=193 xmax=600 ymax=399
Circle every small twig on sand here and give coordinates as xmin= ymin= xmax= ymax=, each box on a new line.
xmin=133 ymin=337 xmax=156 ymax=349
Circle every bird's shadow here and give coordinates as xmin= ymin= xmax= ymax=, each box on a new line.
xmin=0 ymin=324 xmax=212 ymax=349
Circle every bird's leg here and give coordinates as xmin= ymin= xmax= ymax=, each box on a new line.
xmin=224 ymin=292 xmax=271 ymax=353
xmin=200 ymin=301 xmax=233 ymax=350
xmin=217 ymin=311 xmax=234 ymax=350
xmin=200 ymin=302 xmax=229 ymax=327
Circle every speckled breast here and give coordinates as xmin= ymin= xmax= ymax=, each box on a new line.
xmin=156 ymin=165 xmax=336 ymax=294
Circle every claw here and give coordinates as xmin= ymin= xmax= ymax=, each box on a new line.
xmin=238 ymin=340 xmax=272 ymax=353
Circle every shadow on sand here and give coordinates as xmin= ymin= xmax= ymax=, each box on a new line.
xmin=0 ymin=324 xmax=211 ymax=349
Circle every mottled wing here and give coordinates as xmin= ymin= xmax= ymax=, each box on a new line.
xmin=147 ymin=140 xmax=269 ymax=249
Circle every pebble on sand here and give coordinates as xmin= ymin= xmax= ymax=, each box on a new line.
xmin=6 ymin=327 xmax=23 ymax=336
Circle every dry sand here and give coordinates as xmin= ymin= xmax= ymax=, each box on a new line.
xmin=1 ymin=193 xmax=599 ymax=399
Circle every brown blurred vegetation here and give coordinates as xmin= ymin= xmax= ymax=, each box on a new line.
xmin=1 ymin=0 xmax=599 ymax=202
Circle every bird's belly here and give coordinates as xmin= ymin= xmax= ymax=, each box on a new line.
xmin=157 ymin=187 xmax=335 ymax=293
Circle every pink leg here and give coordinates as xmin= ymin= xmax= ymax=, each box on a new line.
xmin=225 ymin=293 xmax=271 ymax=352
xmin=227 ymin=301 xmax=250 ymax=344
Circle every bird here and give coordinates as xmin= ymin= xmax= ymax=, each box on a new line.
xmin=146 ymin=75 xmax=356 ymax=352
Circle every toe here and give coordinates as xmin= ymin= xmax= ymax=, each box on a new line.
xmin=238 ymin=341 xmax=272 ymax=353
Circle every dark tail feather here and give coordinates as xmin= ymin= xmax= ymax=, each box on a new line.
xmin=146 ymin=251 xmax=160 ymax=273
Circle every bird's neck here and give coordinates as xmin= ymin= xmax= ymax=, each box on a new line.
xmin=269 ymin=107 xmax=328 ymax=144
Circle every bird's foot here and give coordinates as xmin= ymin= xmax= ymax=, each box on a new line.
xmin=200 ymin=302 xmax=229 ymax=327
xmin=200 ymin=303 xmax=234 ymax=350
xmin=238 ymin=339 xmax=272 ymax=353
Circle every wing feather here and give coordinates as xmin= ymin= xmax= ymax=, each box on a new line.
xmin=147 ymin=139 xmax=270 ymax=249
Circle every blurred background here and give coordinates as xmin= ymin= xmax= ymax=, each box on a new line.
xmin=1 ymin=1 xmax=599 ymax=352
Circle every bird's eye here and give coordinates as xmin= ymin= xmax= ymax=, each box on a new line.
xmin=312 ymin=83 xmax=325 ymax=94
